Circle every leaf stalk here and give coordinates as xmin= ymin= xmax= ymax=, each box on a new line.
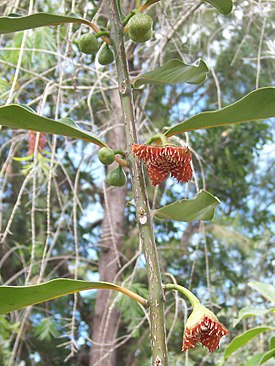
xmin=164 ymin=284 xmax=200 ymax=308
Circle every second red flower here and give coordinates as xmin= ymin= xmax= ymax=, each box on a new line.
xmin=132 ymin=144 xmax=193 ymax=186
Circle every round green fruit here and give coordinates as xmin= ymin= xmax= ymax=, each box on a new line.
xmin=98 ymin=147 xmax=115 ymax=165
xmin=128 ymin=13 xmax=153 ymax=43
xmin=98 ymin=45 xmax=114 ymax=65
xmin=78 ymin=33 xmax=99 ymax=54
xmin=106 ymin=166 xmax=127 ymax=187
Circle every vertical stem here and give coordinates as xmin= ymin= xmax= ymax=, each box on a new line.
xmin=108 ymin=1 xmax=168 ymax=365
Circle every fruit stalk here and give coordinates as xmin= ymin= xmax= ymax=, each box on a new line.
xmin=122 ymin=9 xmax=137 ymax=26
xmin=108 ymin=1 xmax=168 ymax=365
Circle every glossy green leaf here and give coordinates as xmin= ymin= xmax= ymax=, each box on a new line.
xmin=165 ymin=87 xmax=275 ymax=137
xmin=243 ymin=348 xmax=275 ymax=366
xmin=224 ymin=327 xmax=272 ymax=360
xmin=204 ymin=0 xmax=233 ymax=15
xmin=154 ymin=190 xmax=220 ymax=222
xmin=0 ymin=104 xmax=106 ymax=147
xmin=133 ymin=59 xmax=209 ymax=87
xmin=0 ymin=12 xmax=91 ymax=34
xmin=248 ymin=281 xmax=275 ymax=303
xmin=0 ymin=278 xmax=147 ymax=314
xmin=233 ymin=307 xmax=274 ymax=327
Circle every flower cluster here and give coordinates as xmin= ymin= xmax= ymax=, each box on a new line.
xmin=182 ymin=304 xmax=228 ymax=352
xmin=132 ymin=144 xmax=192 ymax=186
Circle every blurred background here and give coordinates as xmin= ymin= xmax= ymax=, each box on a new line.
xmin=0 ymin=0 xmax=274 ymax=365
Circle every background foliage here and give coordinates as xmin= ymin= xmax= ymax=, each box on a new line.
xmin=0 ymin=0 xmax=274 ymax=365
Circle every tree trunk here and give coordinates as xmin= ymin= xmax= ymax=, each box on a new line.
xmin=89 ymin=2 xmax=135 ymax=365
xmin=89 ymin=90 xmax=127 ymax=366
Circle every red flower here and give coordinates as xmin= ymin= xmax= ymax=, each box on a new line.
xmin=28 ymin=131 xmax=46 ymax=156
xmin=132 ymin=144 xmax=192 ymax=186
xmin=182 ymin=304 xmax=228 ymax=352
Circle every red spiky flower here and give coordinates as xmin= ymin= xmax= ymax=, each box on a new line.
xmin=182 ymin=304 xmax=228 ymax=352
xmin=28 ymin=131 xmax=46 ymax=156
xmin=132 ymin=144 xmax=192 ymax=186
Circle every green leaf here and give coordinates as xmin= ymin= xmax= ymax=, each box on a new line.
xmin=0 ymin=12 xmax=91 ymax=34
xmin=262 ymin=352 xmax=275 ymax=366
xmin=0 ymin=278 xmax=147 ymax=314
xmin=133 ymin=59 xmax=209 ymax=87
xmin=243 ymin=348 xmax=275 ymax=366
xmin=165 ymin=87 xmax=275 ymax=137
xmin=154 ymin=190 xmax=220 ymax=222
xmin=270 ymin=337 xmax=275 ymax=350
xmin=0 ymin=104 xmax=106 ymax=147
xmin=248 ymin=282 xmax=275 ymax=303
xmin=224 ymin=327 xmax=272 ymax=360
xmin=204 ymin=0 xmax=233 ymax=15
xmin=233 ymin=307 xmax=275 ymax=327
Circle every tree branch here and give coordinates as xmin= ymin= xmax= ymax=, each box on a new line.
xmin=107 ymin=1 xmax=168 ymax=365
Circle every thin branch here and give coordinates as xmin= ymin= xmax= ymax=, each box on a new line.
xmin=108 ymin=1 xmax=168 ymax=364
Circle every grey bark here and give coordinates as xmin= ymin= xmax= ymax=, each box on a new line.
xmin=107 ymin=0 xmax=168 ymax=364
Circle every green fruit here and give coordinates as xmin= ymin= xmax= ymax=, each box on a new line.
xmin=98 ymin=45 xmax=114 ymax=65
xmin=128 ymin=13 xmax=153 ymax=43
xmin=98 ymin=147 xmax=115 ymax=165
xmin=106 ymin=166 xmax=127 ymax=187
xmin=78 ymin=33 xmax=99 ymax=54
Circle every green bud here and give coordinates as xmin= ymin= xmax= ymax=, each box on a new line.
xmin=98 ymin=147 xmax=115 ymax=165
xmin=128 ymin=13 xmax=153 ymax=43
xmin=106 ymin=166 xmax=127 ymax=187
xmin=98 ymin=45 xmax=114 ymax=65
xmin=78 ymin=33 xmax=99 ymax=54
